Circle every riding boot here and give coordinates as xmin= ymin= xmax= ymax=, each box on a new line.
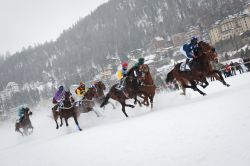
xmin=19 ymin=116 xmax=24 ymax=123
xmin=185 ymin=59 xmax=191 ymax=71
xmin=117 ymin=79 xmax=124 ymax=90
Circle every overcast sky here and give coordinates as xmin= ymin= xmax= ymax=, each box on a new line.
xmin=0 ymin=0 xmax=108 ymax=54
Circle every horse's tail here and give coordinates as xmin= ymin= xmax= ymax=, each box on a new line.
xmin=100 ymin=93 xmax=110 ymax=108
xmin=166 ymin=70 xmax=174 ymax=83
xmin=15 ymin=122 xmax=18 ymax=132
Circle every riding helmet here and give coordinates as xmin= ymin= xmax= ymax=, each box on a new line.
xmin=59 ymin=85 xmax=64 ymax=91
xmin=122 ymin=62 xmax=128 ymax=68
xmin=138 ymin=57 xmax=145 ymax=65
xmin=23 ymin=107 xmax=30 ymax=112
xmin=191 ymin=37 xmax=198 ymax=45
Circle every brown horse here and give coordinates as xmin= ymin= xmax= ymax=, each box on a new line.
xmin=137 ymin=64 xmax=156 ymax=108
xmin=94 ymin=81 xmax=116 ymax=109
xmin=100 ymin=76 xmax=140 ymax=117
xmin=15 ymin=110 xmax=33 ymax=136
xmin=166 ymin=41 xmax=229 ymax=95
xmin=52 ymin=90 xmax=82 ymax=131
xmin=76 ymin=87 xmax=102 ymax=117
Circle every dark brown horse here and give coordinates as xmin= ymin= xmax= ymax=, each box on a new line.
xmin=100 ymin=76 xmax=140 ymax=117
xmin=137 ymin=64 xmax=156 ymax=108
xmin=76 ymin=87 xmax=102 ymax=117
xmin=15 ymin=110 xmax=33 ymax=136
xmin=166 ymin=41 xmax=229 ymax=95
xmin=52 ymin=91 xmax=82 ymax=131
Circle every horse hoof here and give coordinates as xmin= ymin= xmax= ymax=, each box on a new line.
xmin=131 ymin=105 xmax=135 ymax=108
xmin=202 ymin=93 xmax=207 ymax=96
xmin=226 ymin=84 xmax=230 ymax=87
xmin=79 ymin=128 xmax=82 ymax=131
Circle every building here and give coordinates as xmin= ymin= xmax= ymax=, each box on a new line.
xmin=100 ymin=65 xmax=114 ymax=81
xmin=129 ymin=49 xmax=144 ymax=59
xmin=152 ymin=37 xmax=165 ymax=50
xmin=209 ymin=13 xmax=250 ymax=45
xmin=171 ymin=32 xmax=187 ymax=47
xmin=185 ymin=26 xmax=202 ymax=41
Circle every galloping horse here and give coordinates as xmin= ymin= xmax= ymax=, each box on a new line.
xmin=52 ymin=91 xmax=82 ymax=131
xmin=166 ymin=41 xmax=229 ymax=95
xmin=137 ymin=64 xmax=156 ymax=108
xmin=77 ymin=87 xmax=101 ymax=117
xmin=100 ymin=77 xmax=140 ymax=117
xmin=94 ymin=81 xmax=116 ymax=109
xmin=15 ymin=110 xmax=33 ymax=136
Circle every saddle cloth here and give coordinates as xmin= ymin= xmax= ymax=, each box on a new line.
xmin=180 ymin=62 xmax=186 ymax=71
xmin=180 ymin=61 xmax=191 ymax=71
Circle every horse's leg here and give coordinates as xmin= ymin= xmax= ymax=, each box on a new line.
xmin=137 ymin=93 xmax=148 ymax=106
xmin=17 ymin=129 xmax=24 ymax=136
xmin=60 ymin=116 xmax=63 ymax=127
xmin=65 ymin=118 xmax=69 ymax=127
xmin=150 ymin=95 xmax=154 ymax=109
xmin=144 ymin=96 xmax=150 ymax=106
xmin=125 ymin=104 xmax=135 ymax=108
xmin=53 ymin=112 xmax=59 ymax=129
xmin=119 ymin=101 xmax=129 ymax=117
xmin=29 ymin=126 xmax=34 ymax=134
xmin=93 ymin=108 xmax=101 ymax=117
xmin=190 ymin=81 xmax=206 ymax=96
xmin=180 ymin=86 xmax=186 ymax=95
xmin=24 ymin=128 xmax=29 ymax=136
xmin=27 ymin=122 xmax=34 ymax=134
xmin=211 ymin=70 xmax=230 ymax=87
xmin=15 ymin=124 xmax=24 ymax=136
xmin=134 ymin=95 xmax=142 ymax=107
xmin=110 ymin=102 xmax=116 ymax=109
xmin=180 ymin=81 xmax=188 ymax=95
xmin=73 ymin=115 xmax=82 ymax=131
xmin=200 ymin=78 xmax=209 ymax=89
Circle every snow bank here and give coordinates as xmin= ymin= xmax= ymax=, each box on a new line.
xmin=1 ymin=73 xmax=250 ymax=166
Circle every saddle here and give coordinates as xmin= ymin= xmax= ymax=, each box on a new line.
xmin=180 ymin=60 xmax=195 ymax=72
xmin=82 ymin=99 xmax=95 ymax=109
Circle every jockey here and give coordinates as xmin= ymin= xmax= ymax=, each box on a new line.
xmin=17 ymin=106 xmax=30 ymax=123
xmin=116 ymin=62 xmax=128 ymax=90
xmin=93 ymin=80 xmax=99 ymax=88
xmin=180 ymin=37 xmax=199 ymax=71
xmin=75 ymin=82 xmax=87 ymax=97
xmin=52 ymin=85 xmax=65 ymax=111
xmin=127 ymin=57 xmax=144 ymax=79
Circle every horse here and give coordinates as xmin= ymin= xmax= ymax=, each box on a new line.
xmin=137 ymin=64 xmax=156 ymax=108
xmin=166 ymin=41 xmax=229 ymax=96
xmin=94 ymin=81 xmax=116 ymax=109
xmin=15 ymin=110 xmax=33 ymax=136
xmin=100 ymin=76 xmax=140 ymax=117
xmin=76 ymin=86 xmax=102 ymax=117
xmin=52 ymin=90 xmax=82 ymax=131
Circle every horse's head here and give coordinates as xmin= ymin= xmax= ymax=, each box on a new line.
xmin=85 ymin=87 xmax=97 ymax=100
xmin=198 ymin=41 xmax=218 ymax=63
xmin=24 ymin=108 xmax=32 ymax=119
xmin=96 ymin=81 xmax=106 ymax=91
xmin=139 ymin=64 xmax=150 ymax=74
xmin=64 ymin=90 xmax=71 ymax=99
